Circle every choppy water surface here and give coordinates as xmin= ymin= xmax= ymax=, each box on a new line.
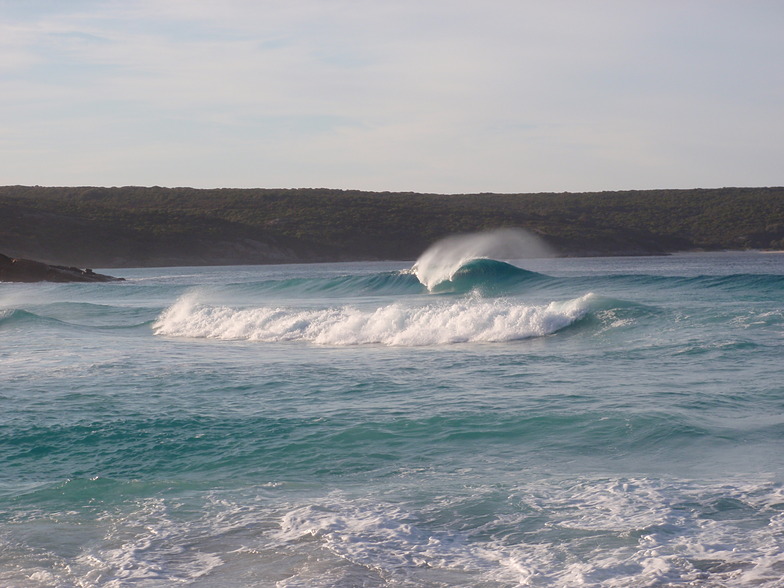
xmin=1 ymin=247 xmax=783 ymax=587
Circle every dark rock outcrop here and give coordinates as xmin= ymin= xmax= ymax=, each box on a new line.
xmin=0 ymin=253 xmax=123 ymax=283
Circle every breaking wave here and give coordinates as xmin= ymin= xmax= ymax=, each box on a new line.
xmin=412 ymin=228 xmax=553 ymax=291
xmin=153 ymin=293 xmax=595 ymax=346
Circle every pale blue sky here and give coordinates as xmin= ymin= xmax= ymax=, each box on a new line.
xmin=1 ymin=1 xmax=782 ymax=193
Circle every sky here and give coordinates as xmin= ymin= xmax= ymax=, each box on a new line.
xmin=1 ymin=1 xmax=783 ymax=194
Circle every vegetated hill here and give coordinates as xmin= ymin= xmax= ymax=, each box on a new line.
xmin=1 ymin=185 xmax=783 ymax=267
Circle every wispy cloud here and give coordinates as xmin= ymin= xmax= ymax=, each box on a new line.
xmin=1 ymin=1 xmax=782 ymax=192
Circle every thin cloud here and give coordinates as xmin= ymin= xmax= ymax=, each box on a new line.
xmin=1 ymin=1 xmax=782 ymax=192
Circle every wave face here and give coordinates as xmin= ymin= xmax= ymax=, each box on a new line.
xmin=423 ymin=257 xmax=547 ymax=295
xmin=3 ymin=251 xmax=784 ymax=587
xmin=225 ymin=270 xmax=425 ymax=297
xmin=0 ymin=307 xmax=39 ymax=327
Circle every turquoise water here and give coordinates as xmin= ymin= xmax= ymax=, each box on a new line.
xmin=1 ymin=248 xmax=784 ymax=586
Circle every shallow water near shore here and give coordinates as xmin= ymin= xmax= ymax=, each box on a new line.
xmin=2 ymin=251 xmax=783 ymax=586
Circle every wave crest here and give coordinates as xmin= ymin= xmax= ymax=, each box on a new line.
xmin=412 ymin=229 xmax=553 ymax=291
xmin=153 ymin=293 xmax=594 ymax=346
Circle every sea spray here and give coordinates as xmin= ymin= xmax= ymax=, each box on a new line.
xmin=413 ymin=228 xmax=553 ymax=290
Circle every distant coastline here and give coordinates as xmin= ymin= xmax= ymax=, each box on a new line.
xmin=2 ymin=185 xmax=783 ymax=268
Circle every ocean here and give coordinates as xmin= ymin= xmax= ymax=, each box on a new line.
xmin=1 ymin=239 xmax=783 ymax=587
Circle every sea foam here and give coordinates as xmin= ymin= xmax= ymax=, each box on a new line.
xmin=272 ymin=477 xmax=784 ymax=587
xmin=153 ymin=292 xmax=593 ymax=346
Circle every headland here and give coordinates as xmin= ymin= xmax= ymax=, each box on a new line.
xmin=1 ymin=185 xmax=782 ymax=268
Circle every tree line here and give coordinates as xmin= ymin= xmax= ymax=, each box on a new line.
xmin=1 ymin=185 xmax=783 ymax=266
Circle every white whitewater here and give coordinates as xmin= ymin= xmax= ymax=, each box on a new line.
xmin=153 ymin=292 xmax=593 ymax=346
